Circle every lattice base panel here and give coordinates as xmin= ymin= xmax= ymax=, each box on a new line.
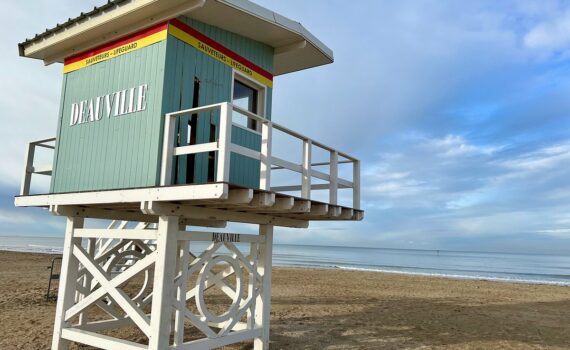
xmin=51 ymin=217 xmax=273 ymax=350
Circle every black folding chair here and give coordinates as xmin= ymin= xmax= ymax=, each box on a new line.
xmin=46 ymin=257 xmax=62 ymax=301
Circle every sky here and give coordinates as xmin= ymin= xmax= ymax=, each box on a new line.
xmin=1 ymin=0 xmax=569 ymax=254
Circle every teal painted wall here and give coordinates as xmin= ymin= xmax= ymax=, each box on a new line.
xmin=51 ymin=41 xmax=168 ymax=193
xmin=51 ymin=18 xmax=274 ymax=193
xmin=164 ymin=17 xmax=274 ymax=188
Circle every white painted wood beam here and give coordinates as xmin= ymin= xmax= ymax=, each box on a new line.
xmin=74 ymin=228 xmax=157 ymax=240
xmin=174 ymin=240 xmax=189 ymax=346
xmin=231 ymin=143 xmax=261 ymax=160
xmin=64 ymin=252 xmax=157 ymax=322
xmin=226 ymin=188 xmax=254 ymax=204
xmin=291 ymin=199 xmax=311 ymax=213
xmin=174 ymin=141 xmax=218 ymax=156
xmin=72 ymin=245 xmax=152 ymax=337
xmin=142 ymin=201 xmax=308 ymax=228
xmin=60 ymin=328 xmax=146 ymax=350
xmin=310 ymin=203 xmax=328 ymax=216
xmin=51 ymin=217 xmax=83 ymax=350
xmin=310 ymin=168 xmax=330 ymax=182
xmin=339 ymin=208 xmax=354 ymax=220
xmin=328 ymin=205 xmax=342 ymax=217
xmin=216 ymin=103 xmax=232 ymax=183
xmin=20 ymin=142 xmax=35 ymax=196
xmin=74 ymin=317 xmax=138 ymax=333
xmin=271 ymin=156 xmax=302 ymax=173
xmin=254 ymin=224 xmax=273 ymax=350
xmin=353 ymin=211 xmax=365 ymax=220
xmin=16 ymin=183 xmax=228 ymax=207
xmin=353 ymin=160 xmax=361 ymax=210
xmin=251 ymin=192 xmax=276 ymax=207
xmin=51 ymin=205 xmax=153 ymax=222
xmin=148 ymin=216 xmax=179 ymax=350
xmin=330 ymin=151 xmax=338 ymax=205
xmin=185 ymin=219 xmax=227 ymax=228
xmin=50 ymin=205 xmax=226 ymax=228
xmin=260 ymin=121 xmax=273 ymax=191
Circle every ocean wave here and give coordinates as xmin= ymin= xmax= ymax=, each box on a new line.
xmin=0 ymin=246 xmax=62 ymax=254
xmin=334 ymin=266 xmax=570 ymax=286
xmin=28 ymin=244 xmax=62 ymax=249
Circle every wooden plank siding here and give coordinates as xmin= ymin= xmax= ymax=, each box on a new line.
xmin=51 ymin=41 xmax=168 ymax=193
xmin=51 ymin=17 xmax=273 ymax=193
xmin=163 ymin=17 xmax=274 ymax=189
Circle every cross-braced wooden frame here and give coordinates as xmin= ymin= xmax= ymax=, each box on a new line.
xmin=51 ymin=216 xmax=273 ymax=350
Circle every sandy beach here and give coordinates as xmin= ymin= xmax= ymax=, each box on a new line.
xmin=1 ymin=250 xmax=570 ymax=349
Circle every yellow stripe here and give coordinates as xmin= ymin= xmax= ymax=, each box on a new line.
xmin=63 ymin=30 xmax=168 ymax=74
xmin=168 ymin=25 xmax=273 ymax=88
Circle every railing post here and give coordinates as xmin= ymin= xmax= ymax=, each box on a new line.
xmin=216 ymin=102 xmax=232 ymax=183
xmin=353 ymin=160 xmax=360 ymax=210
xmin=329 ymin=151 xmax=338 ymax=205
xmin=302 ymin=139 xmax=312 ymax=199
xmin=20 ymin=142 xmax=35 ymax=196
xmin=260 ymin=121 xmax=272 ymax=191
xmin=160 ymin=113 xmax=177 ymax=186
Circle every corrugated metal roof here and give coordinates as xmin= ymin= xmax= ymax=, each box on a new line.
xmin=18 ymin=0 xmax=333 ymax=75
xmin=19 ymin=0 xmax=131 ymax=49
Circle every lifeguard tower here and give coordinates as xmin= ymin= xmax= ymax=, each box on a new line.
xmin=15 ymin=0 xmax=363 ymax=349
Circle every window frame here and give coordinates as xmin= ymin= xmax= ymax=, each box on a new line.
xmin=231 ymin=70 xmax=267 ymax=133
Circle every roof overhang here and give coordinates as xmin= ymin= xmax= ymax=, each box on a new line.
xmin=19 ymin=0 xmax=333 ymax=76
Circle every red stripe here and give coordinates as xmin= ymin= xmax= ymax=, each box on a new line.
xmin=64 ymin=21 xmax=169 ymax=65
xmin=169 ymin=19 xmax=273 ymax=81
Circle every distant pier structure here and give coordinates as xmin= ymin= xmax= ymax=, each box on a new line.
xmin=15 ymin=1 xmax=363 ymax=349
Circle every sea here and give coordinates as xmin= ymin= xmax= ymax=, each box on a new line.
xmin=2 ymin=235 xmax=570 ymax=286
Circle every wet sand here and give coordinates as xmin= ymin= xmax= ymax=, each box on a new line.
xmin=1 ymin=250 xmax=569 ymax=349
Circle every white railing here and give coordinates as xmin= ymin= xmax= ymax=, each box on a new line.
xmin=161 ymin=102 xmax=361 ymax=209
xmin=18 ymin=106 xmax=361 ymax=209
xmin=20 ymin=137 xmax=56 ymax=196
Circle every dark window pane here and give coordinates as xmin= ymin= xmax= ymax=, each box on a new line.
xmin=233 ymin=79 xmax=259 ymax=130
xmin=233 ymin=79 xmax=258 ymax=113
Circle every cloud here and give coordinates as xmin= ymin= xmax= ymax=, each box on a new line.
xmin=422 ymin=135 xmax=503 ymax=157
xmin=524 ymin=10 xmax=570 ymax=53
xmin=535 ymin=229 xmax=570 ymax=238
xmin=359 ymin=133 xmax=570 ymax=252
xmin=501 ymin=142 xmax=570 ymax=172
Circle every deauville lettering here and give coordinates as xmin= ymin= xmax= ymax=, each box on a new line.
xmin=212 ymin=232 xmax=241 ymax=243
xmin=69 ymin=84 xmax=148 ymax=126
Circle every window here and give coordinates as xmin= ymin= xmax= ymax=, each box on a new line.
xmin=232 ymin=78 xmax=261 ymax=131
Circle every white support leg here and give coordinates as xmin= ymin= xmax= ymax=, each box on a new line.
xmin=149 ymin=216 xmax=179 ymax=350
xmin=174 ymin=237 xmax=190 ymax=346
xmin=78 ymin=237 xmax=96 ymax=326
xmin=52 ymin=217 xmax=84 ymax=350
xmin=254 ymin=224 xmax=273 ymax=350
xmin=247 ymin=241 xmax=259 ymax=330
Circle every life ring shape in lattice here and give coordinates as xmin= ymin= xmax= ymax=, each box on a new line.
xmin=184 ymin=243 xmax=260 ymax=338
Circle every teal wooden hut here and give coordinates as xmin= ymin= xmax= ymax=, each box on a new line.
xmin=15 ymin=1 xmax=363 ymax=349
xmin=19 ymin=0 xmax=337 ymax=194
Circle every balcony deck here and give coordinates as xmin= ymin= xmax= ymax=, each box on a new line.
xmin=15 ymin=183 xmax=363 ymax=228
xmin=16 ymin=102 xmax=363 ymax=228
